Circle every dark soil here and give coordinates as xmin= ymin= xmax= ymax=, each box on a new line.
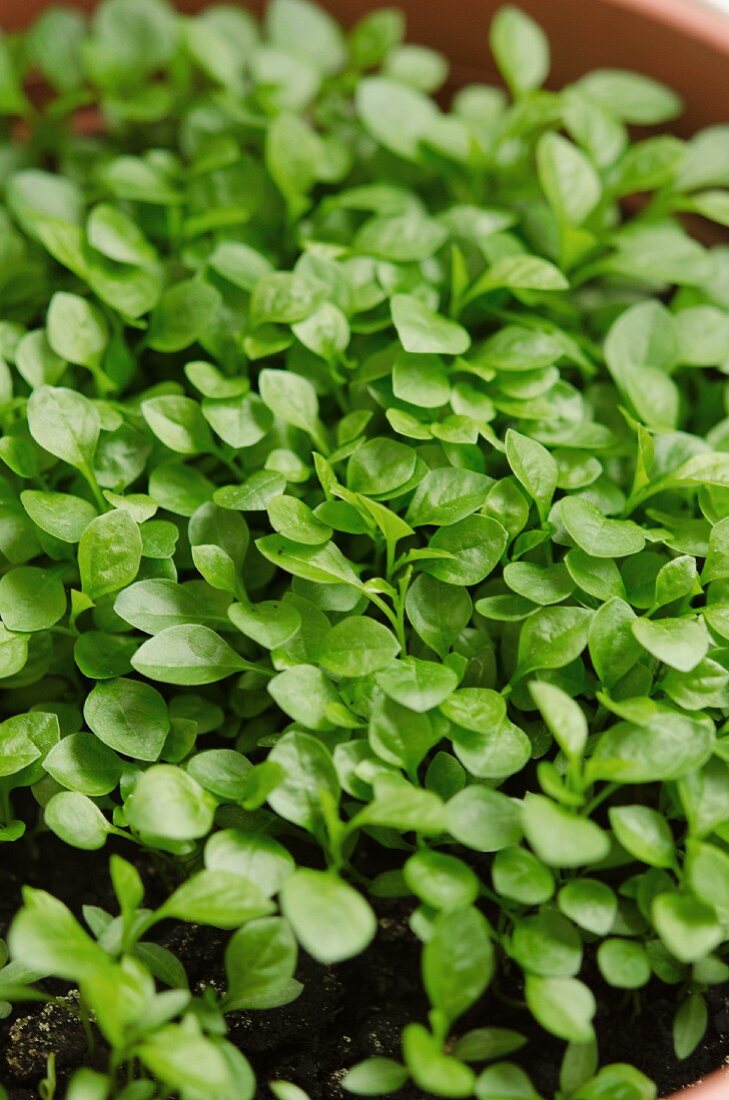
xmin=0 ymin=833 xmax=726 ymax=1099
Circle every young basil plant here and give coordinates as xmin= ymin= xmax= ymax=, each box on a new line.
xmin=0 ymin=1 xmax=728 ymax=1098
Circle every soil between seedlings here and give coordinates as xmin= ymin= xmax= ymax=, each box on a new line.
xmin=0 ymin=834 xmax=726 ymax=1099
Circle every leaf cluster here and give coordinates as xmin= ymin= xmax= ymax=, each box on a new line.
xmin=0 ymin=1 xmax=728 ymax=1098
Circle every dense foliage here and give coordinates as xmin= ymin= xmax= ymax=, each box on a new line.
xmin=0 ymin=0 xmax=728 ymax=1097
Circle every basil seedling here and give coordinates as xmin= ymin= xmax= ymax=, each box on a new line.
xmin=0 ymin=1 xmax=727 ymax=1097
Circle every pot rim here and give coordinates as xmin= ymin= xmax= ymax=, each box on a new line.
xmin=444 ymin=0 xmax=729 ymax=89
xmin=665 ymin=1065 xmax=729 ymax=1098
xmin=605 ymin=0 xmax=729 ymax=53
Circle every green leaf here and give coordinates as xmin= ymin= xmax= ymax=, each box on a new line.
xmin=0 ymin=31 xmax=30 ymax=115
xmin=46 ymin=293 xmax=108 ymax=371
xmin=26 ymin=385 xmax=99 ymax=470
xmin=281 ymin=870 xmax=375 ymax=963
xmin=114 ymin=579 xmax=230 ymax=635
xmin=574 ymin=1065 xmax=656 ymax=1100
xmin=0 ymin=567 xmax=65 ymax=632
xmin=597 ymin=939 xmax=650 ymax=990
xmin=356 ymin=76 xmax=438 ymax=161
xmin=44 ymin=792 xmax=112 ymax=851
xmin=529 ymin=682 xmax=587 ymax=759
xmin=256 ymin=535 xmax=361 ymax=588
xmin=505 ymin=430 xmax=557 ymax=522
xmin=158 ymin=869 xmax=274 ymax=929
xmin=632 ymin=616 xmax=709 ymax=672
xmin=348 ymin=9 xmax=404 ymax=69
xmin=293 ymin=303 xmax=350 ymax=361
xmin=576 ymin=69 xmax=682 ymax=124
xmin=131 ymin=625 xmax=247 ymax=685
xmin=83 ymin=677 xmax=169 ymax=762
xmin=476 ymin=326 xmax=562 ymax=372
xmin=368 ymin=693 xmax=442 ymax=774
xmin=489 ymin=6 xmax=549 ymax=96
xmin=343 ymin=1058 xmax=409 ymax=1097
xmin=205 ymin=830 xmax=294 ymax=898
xmin=406 ymin=468 xmax=491 ymax=527
xmin=471 ymin=255 xmax=568 ymax=296
xmin=79 ymin=510 xmax=142 ymax=601
xmin=355 ymin=775 xmax=447 ymax=834
xmin=224 ymin=916 xmax=298 ymax=1011
xmin=403 ymin=1023 xmax=475 ymax=1099
xmin=525 ymin=975 xmax=595 ymax=1043
xmin=589 ymin=710 xmax=714 ymax=783
xmin=228 ymin=600 xmax=301 ymax=651
xmin=391 ymin=295 xmax=470 ymax=355
xmin=203 ymin=393 xmax=272 ymax=450
xmin=87 ymin=202 xmax=156 ymax=265
xmin=515 ymin=606 xmax=593 ymax=679
xmin=558 ymin=880 xmax=617 ymax=937
xmin=537 ymin=132 xmax=601 ymax=225
xmin=588 ymin=597 xmax=641 ymax=688
xmin=9 ymin=888 xmax=106 ymax=982
xmin=560 ymin=497 xmax=645 ymax=558
xmin=673 ymin=992 xmax=708 ymax=1060
xmin=609 ymin=805 xmax=675 ymax=868
xmin=265 ymin=112 xmax=321 ymax=216
xmin=267 ymin=730 xmax=339 ymax=833
xmin=320 ymin=616 xmax=400 ymax=678
xmin=125 ymin=765 xmax=216 ymax=841
xmin=393 ymin=352 xmax=450 ymax=408
xmin=511 ymin=909 xmax=582 ymax=978
xmin=376 ymin=656 xmax=458 ymax=712
xmin=447 ymin=786 xmax=523 ymax=852
xmin=492 ymin=847 xmax=554 ymax=907
xmin=147 ymin=280 xmax=221 ymax=353
xmin=612 ymin=136 xmax=686 ymax=197
xmin=142 ymin=396 xmax=213 ymax=455
xmin=268 ymin=664 xmax=340 ymax=731
xmin=423 ymin=906 xmax=494 ymax=1024
xmin=267 ymin=0 xmax=345 ymax=73
xmin=475 ymin=1063 xmax=540 ymax=1100
xmin=522 ymin=794 xmax=610 ymax=868
xmin=454 ymin=1029 xmax=527 ymax=1064
xmin=258 ymin=368 xmax=324 ymax=442
xmin=44 ymin=732 xmax=122 ymax=796
xmin=403 ymin=850 xmax=479 ymax=911
xmin=21 ymin=491 xmax=97 ymax=544
xmin=651 ymin=892 xmax=722 ymax=964
xmin=347 ymin=437 xmax=417 ymax=497
xmin=424 ymin=515 xmax=508 ymax=586
xmin=268 ymin=496 xmax=330 ymax=547
xmin=405 ymin=574 xmax=472 ymax=659
xmin=137 ymin=1026 xmax=248 ymax=1095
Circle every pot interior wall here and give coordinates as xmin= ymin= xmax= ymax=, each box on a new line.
xmin=3 ymin=0 xmax=729 ymax=133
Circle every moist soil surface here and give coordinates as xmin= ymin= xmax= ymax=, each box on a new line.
xmin=0 ymin=833 xmax=726 ymax=1100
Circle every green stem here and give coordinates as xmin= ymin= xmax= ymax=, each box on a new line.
xmin=583 ymin=782 xmax=619 ymax=817
xmin=363 ymin=589 xmax=400 ymax=634
xmin=0 ymin=781 xmax=11 ymax=826
xmin=239 ymin=659 xmax=275 ymax=679
xmin=80 ymin=463 xmax=108 ymax=512
xmin=622 ymin=484 xmax=662 ymax=516
xmin=393 ymin=567 xmax=412 ymax=655
xmin=79 ymin=999 xmax=94 ymax=1054
xmin=385 ymin=538 xmax=396 ymax=581
xmin=212 ymin=446 xmax=243 ymax=480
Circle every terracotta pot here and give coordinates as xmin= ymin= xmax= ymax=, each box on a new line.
xmin=3 ymin=0 xmax=729 ymax=1095
xmin=4 ymin=0 xmax=729 ymax=134
xmin=668 ymin=1067 xmax=729 ymax=1099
